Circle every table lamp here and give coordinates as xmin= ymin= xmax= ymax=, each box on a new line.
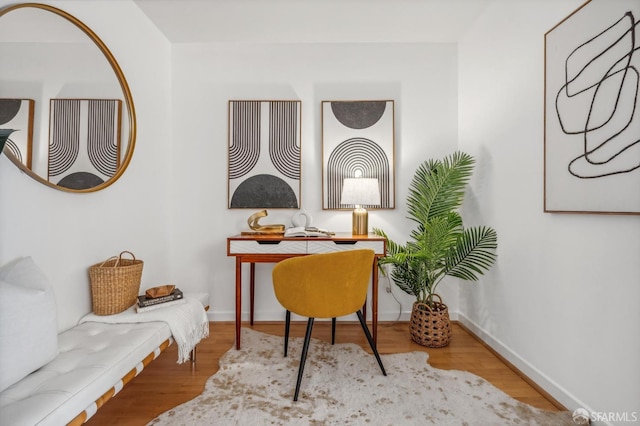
xmin=340 ymin=178 xmax=381 ymax=235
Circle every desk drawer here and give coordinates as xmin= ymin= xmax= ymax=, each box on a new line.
xmin=229 ymin=240 xmax=307 ymax=254
xmin=307 ymin=240 xmax=385 ymax=255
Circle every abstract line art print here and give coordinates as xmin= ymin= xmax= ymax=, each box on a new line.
xmin=228 ymin=100 xmax=301 ymax=209
xmin=544 ymin=0 xmax=640 ymax=214
xmin=322 ymin=100 xmax=395 ymax=210
xmin=48 ymin=99 xmax=122 ymax=190
xmin=0 ymin=98 xmax=34 ymax=168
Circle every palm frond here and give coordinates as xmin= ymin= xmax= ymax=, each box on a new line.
xmin=372 ymin=228 xmax=407 ymax=260
xmin=445 ymin=227 xmax=498 ymax=281
xmin=390 ymin=261 xmax=425 ymax=297
xmin=407 ymin=151 xmax=474 ymax=223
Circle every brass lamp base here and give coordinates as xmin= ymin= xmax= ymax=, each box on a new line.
xmin=352 ymin=207 xmax=369 ymax=235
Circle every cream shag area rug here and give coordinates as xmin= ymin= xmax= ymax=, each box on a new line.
xmin=149 ymin=328 xmax=573 ymax=425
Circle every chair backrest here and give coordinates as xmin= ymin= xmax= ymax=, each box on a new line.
xmin=272 ymin=249 xmax=375 ymax=319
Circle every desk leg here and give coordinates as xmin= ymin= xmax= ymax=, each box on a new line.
xmin=235 ymin=257 xmax=242 ymax=350
xmin=250 ymin=263 xmax=256 ymax=326
xmin=372 ymin=258 xmax=379 ymax=346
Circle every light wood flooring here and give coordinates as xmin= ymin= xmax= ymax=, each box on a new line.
xmin=86 ymin=321 xmax=565 ymax=425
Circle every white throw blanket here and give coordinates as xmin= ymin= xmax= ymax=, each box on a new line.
xmin=79 ymin=297 xmax=209 ymax=363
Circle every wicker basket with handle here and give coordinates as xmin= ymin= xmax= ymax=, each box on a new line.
xmin=409 ymin=294 xmax=452 ymax=348
xmin=89 ymin=251 xmax=143 ymax=315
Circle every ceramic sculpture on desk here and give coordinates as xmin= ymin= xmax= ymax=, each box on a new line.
xmin=291 ymin=209 xmax=313 ymax=228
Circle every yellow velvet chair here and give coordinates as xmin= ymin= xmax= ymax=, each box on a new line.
xmin=272 ymin=249 xmax=387 ymax=401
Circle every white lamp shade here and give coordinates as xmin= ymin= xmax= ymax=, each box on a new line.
xmin=340 ymin=178 xmax=381 ymax=206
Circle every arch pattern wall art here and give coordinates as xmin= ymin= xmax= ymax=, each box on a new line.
xmin=544 ymin=0 xmax=640 ymax=214
xmin=0 ymin=98 xmax=34 ymax=168
xmin=228 ymin=100 xmax=301 ymax=209
xmin=48 ymin=99 xmax=122 ymax=190
xmin=322 ymin=100 xmax=395 ymax=210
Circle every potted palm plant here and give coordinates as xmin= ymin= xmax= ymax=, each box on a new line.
xmin=373 ymin=151 xmax=497 ymax=347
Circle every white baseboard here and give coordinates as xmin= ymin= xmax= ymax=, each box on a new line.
xmin=207 ymin=310 xmax=417 ymax=323
xmin=454 ymin=312 xmax=612 ymax=425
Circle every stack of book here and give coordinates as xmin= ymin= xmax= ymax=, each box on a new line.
xmin=136 ymin=286 xmax=184 ymax=312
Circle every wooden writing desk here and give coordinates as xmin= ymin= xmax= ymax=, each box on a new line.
xmin=227 ymin=233 xmax=386 ymax=349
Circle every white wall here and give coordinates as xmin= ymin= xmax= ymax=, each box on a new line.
xmin=2 ymin=1 xmax=639 ymax=424
xmin=0 ymin=0 xmax=460 ymax=325
xmin=169 ymin=41 xmax=460 ymax=321
xmin=0 ymin=0 xmax=173 ymax=331
xmin=457 ymin=1 xmax=640 ymax=424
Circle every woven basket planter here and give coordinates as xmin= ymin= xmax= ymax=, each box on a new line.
xmin=409 ymin=295 xmax=452 ymax=348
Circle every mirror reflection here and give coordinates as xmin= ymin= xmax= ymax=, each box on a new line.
xmin=0 ymin=4 xmax=135 ymax=192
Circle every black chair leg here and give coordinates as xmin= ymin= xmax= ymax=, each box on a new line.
xmin=331 ymin=317 xmax=336 ymax=345
xmin=356 ymin=310 xmax=387 ymax=376
xmin=284 ymin=310 xmax=291 ymax=357
xmin=294 ymin=317 xmax=314 ymax=401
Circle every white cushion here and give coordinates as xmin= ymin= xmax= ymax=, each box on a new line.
xmin=0 ymin=321 xmax=171 ymax=426
xmin=0 ymin=257 xmax=59 ymax=392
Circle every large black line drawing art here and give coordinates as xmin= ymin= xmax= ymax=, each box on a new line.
xmin=228 ymin=100 xmax=301 ymax=209
xmin=545 ymin=0 xmax=640 ymax=214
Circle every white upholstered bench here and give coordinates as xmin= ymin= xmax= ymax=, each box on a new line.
xmin=0 ymin=257 xmax=209 ymax=426
xmin=1 ymin=321 xmax=173 ymax=425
